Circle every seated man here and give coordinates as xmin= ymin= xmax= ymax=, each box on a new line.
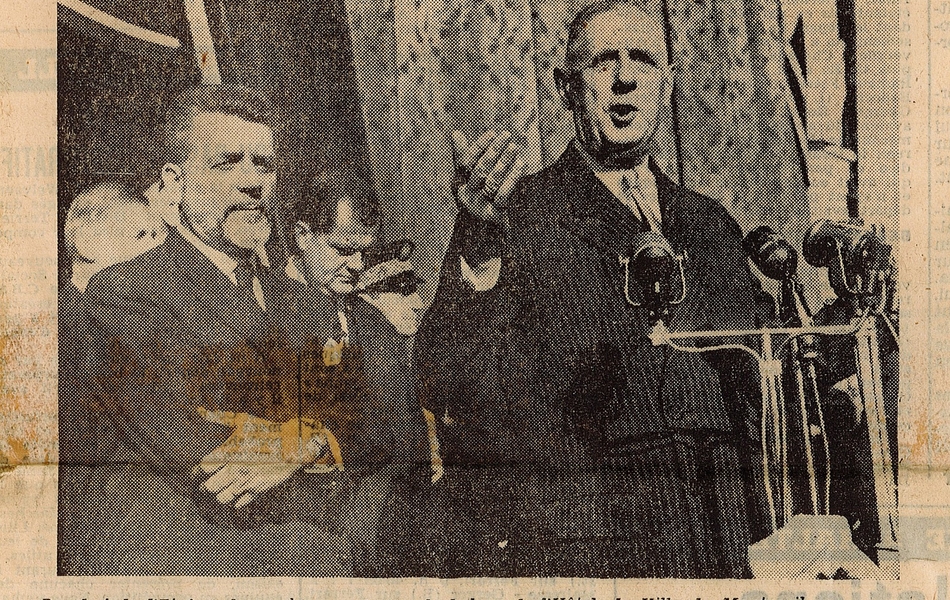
xmin=58 ymin=181 xmax=167 ymax=573
xmin=68 ymin=85 xmax=349 ymax=576
xmin=284 ymin=169 xmax=431 ymax=576
xmin=417 ymin=0 xmax=765 ymax=578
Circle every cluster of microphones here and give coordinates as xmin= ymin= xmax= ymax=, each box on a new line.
xmin=623 ymin=218 xmax=897 ymax=326
xmin=623 ymin=218 xmax=900 ymax=552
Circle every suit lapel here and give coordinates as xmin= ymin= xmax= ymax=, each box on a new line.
xmin=258 ymin=260 xmax=298 ymax=342
xmin=653 ymin=167 xmax=715 ymax=330
xmin=552 ymin=148 xmax=715 ymax=329
xmin=167 ymin=229 xmax=270 ymax=350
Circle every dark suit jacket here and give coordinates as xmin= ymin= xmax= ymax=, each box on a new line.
xmin=339 ymin=297 xmax=432 ymax=576
xmin=57 ymin=281 xmax=96 ymax=574
xmin=61 ymin=229 xmax=357 ymax=576
xmin=417 ymin=143 xmax=766 ymax=578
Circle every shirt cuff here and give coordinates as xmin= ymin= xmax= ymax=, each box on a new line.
xmin=460 ymin=255 xmax=502 ymax=292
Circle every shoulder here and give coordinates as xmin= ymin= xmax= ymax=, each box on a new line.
xmin=84 ymin=242 xmax=173 ymax=306
xmin=663 ymin=177 xmax=745 ymax=242
xmin=513 ymin=148 xmax=583 ymax=199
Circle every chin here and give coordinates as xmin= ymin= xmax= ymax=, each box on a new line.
xmin=331 ymin=283 xmax=356 ymax=295
xmin=602 ymin=127 xmax=648 ymax=149
xmin=225 ymin=227 xmax=272 ymax=251
xmin=394 ymin=320 xmax=419 ymax=336
xmin=221 ymin=213 xmax=272 ymax=250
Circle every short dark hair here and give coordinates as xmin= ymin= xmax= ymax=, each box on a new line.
xmin=161 ymin=85 xmax=277 ymax=164
xmin=286 ymin=169 xmax=381 ymax=247
xmin=563 ymin=0 xmax=655 ymax=74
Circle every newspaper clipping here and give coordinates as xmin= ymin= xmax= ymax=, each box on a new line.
xmin=0 ymin=0 xmax=947 ymax=596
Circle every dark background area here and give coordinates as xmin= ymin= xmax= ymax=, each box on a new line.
xmin=58 ymin=0 xmax=373 ymax=282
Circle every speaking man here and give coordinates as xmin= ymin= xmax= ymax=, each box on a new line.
xmin=66 ymin=85 xmax=350 ymax=576
xmin=417 ymin=0 xmax=766 ymax=578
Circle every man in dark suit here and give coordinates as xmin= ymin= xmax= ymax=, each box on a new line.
xmin=416 ymin=0 xmax=766 ymax=578
xmin=283 ymin=170 xmax=432 ymax=576
xmin=57 ymin=181 xmax=167 ymax=573
xmin=63 ymin=85 xmax=351 ymax=576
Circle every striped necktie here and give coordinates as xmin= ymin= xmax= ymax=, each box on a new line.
xmin=620 ymin=170 xmax=661 ymax=232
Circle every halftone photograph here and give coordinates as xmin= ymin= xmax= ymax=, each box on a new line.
xmin=55 ymin=0 xmax=899 ymax=579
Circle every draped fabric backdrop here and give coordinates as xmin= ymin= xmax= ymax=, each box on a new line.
xmin=343 ymin=0 xmax=810 ymax=304
xmin=56 ymin=0 xmax=817 ymax=306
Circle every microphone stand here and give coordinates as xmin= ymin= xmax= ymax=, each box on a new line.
xmin=649 ymin=285 xmax=897 ymax=575
xmin=778 ymin=272 xmax=829 ymax=517
xmin=807 ymin=222 xmax=898 ymax=574
xmin=618 ymin=216 xmax=897 ymax=576
xmin=648 ymin=318 xmax=866 ymax=532
xmin=853 ymin=298 xmax=899 ymax=572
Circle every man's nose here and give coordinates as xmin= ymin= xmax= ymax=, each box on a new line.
xmin=612 ymin=56 xmax=638 ymax=94
xmin=344 ymin=252 xmax=365 ymax=273
xmin=238 ymin=185 xmax=263 ymax=200
xmin=235 ymin=157 xmax=268 ymax=198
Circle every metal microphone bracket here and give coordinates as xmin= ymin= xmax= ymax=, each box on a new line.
xmin=618 ymin=254 xmax=686 ymax=308
xmin=647 ymin=315 xmax=881 ymax=534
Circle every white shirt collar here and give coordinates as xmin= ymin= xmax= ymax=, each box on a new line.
xmin=177 ymin=224 xmax=270 ymax=284
xmin=573 ymin=145 xmax=662 ymax=228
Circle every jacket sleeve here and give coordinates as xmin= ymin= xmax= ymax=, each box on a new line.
xmin=82 ymin=276 xmax=238 ymax=487
xmin=415 ymin=192 xmax=549 ymax=466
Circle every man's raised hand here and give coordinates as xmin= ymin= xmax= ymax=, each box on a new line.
xmin=451 ymin=130 xmax=527 ymax=223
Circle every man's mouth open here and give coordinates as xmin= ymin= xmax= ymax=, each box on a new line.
xmin=607 ymin=104 xmax=638 ymax=126
xmin=227 ymin=205 xmax=267 ymax=221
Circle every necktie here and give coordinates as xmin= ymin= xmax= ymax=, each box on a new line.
xmin=233 ymin=256 xmax=264 ymax=312
xmin=620 ymin=171 xmax=660 ymax=232
xmin=323 ymin=303 xmax=349 ymax=367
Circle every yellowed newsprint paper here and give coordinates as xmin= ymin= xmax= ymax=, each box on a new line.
xmin=1 ymin=0 xmax=947 ymax=596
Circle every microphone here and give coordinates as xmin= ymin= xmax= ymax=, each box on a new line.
xmin=743 ymin=226 xmax=811 ymax=326
xmin=743 ymin=225 xmax=798 ymax=281
xmin=803 ymin=219 xmax=890 ymax=298
xmin=620 ymin=231 xmax=685 ymax=323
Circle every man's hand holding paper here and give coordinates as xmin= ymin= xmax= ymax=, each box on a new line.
xmin=195 ymin=409 xmax=343 ymax=509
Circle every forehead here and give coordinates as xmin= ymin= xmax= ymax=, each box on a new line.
xmin=576 ymin=5 xmax=667 ymax=62
xmin=323 ymin=198 xmax=378 ymax=247
xmin=184 ymin=111 xmax=275 ymax=159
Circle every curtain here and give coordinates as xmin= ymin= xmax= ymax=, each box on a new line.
xmin=345 ymin=0 xmax=811 ymax=304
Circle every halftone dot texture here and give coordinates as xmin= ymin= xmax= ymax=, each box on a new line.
xmin=55 ymin=0 xmax=897 ymax=580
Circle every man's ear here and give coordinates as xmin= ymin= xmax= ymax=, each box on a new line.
xmin=292 ymin=221 xmax=312 ymax=247
xmin=554 ymin=68 xmax=576 ymax=111
xmin=160 ymin=163 xmax=182 ymax=188
xmin=155 ymin=164 xmax=184 ymax=227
